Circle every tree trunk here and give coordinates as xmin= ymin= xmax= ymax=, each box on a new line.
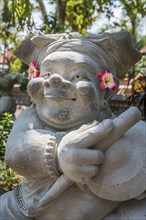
xmin=37 ymin=0 xmax=47 ymax=16
xmin=56 ymin=0 xmax=66 ymax=26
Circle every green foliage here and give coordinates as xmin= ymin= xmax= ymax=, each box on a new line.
xmin=10 ymin=59 xmax=29 ymax=91
xmin=19 ymin=71 xmax=29 ymax=91
xmin=118 ymin=0 xmax=146 ymax=37
xmin=0 ymin=161 xmax=22 ymax=195
xmin=0 ymin=113 xmax=22 ymax=195
xmin=9 ymin=58 xmax=24 ymax=74
xmin=135 ymin=54 xmax=146 ymax=75
xmin=0 ymin=112 xmax=14 ymax=159
xmin=0 ymin=0 xmax=145 ymax=75
xmin=94 ymin=0 xmax=145 ymax=41
xmin=126 ymin=55 xmax=146 ymax=119
xmin=1 ymin=0 xmax=145 ymax=35
xmin=66 ymin=0 xmax=97 ymax=34
xmin=9 ymin=57 xmax=28 ymax=76
xmin=2 ymin=0 xmax=35 ymax=31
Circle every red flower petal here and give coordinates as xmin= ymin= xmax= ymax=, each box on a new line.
xmin=97 ymin=71 xmax=106 ymax=80
xmin=97 ymin=69 xmax=116 ymax=91
xmin=110 ymin=84 xmax=117 ymax=91
xmin=35 ymin=71 xmax=40 ymax=77
xmin=107 ymin=82 xmax=117 ymax=91
xmin=100 ymin=81 xmax=107 ymax=90
xmin=30 ymin=61 xmax=37 ymax=68
xmin=105 ymin=69 xmax=111 ymax=74
xmin=27 ymin=61 xmax=40 ymax=80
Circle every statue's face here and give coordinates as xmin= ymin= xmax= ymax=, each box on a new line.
xmin=27 ymin=51 xmax=104 ymax=130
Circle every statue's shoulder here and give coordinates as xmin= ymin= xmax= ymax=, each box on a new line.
xmin=17 ymin=104 xmax=37 ymax=117
xmin=12 ymin=104 xmax=43 ymax=131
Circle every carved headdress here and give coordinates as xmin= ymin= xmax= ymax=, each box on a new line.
xmin=15 ymin=30 xmax=142 ymax=79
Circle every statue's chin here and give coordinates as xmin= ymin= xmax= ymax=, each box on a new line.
xmin=44 ymin=120 xmax=82 ymax=131
xmin=36 ymin=100 xmax=100 ymax=130
xmin=38 ymin=112 xmax=98 ymax=131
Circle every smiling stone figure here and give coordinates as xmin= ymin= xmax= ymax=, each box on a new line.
xmin=0 ymin=30 xmax=146 ymax=220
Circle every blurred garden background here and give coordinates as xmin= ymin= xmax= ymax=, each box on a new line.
xmin=0 ymin=0 xmax=146 ymax=194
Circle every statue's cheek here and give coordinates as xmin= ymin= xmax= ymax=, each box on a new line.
xmin=76 ymin=82 xmax=96 ymax=101
xmin=27 ymin=78 xmax=44 ymax=102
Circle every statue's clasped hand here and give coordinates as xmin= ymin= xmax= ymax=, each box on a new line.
xmin=57 ymin=119 xmax=114 ymax=184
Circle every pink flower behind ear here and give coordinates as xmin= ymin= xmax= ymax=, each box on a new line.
xmin=97 ymin=70 xmax=117 ymax=91
xmin=27 ymin=61 xmax=40 ymax=80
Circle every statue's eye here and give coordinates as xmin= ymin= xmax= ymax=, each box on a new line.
xmin=72 ymin=74 xmax=83 ymax=80
xmin=72 ymin=74 xmax=89 ymax=81
xmin=43 ymin=73 xmax=51 ymax=79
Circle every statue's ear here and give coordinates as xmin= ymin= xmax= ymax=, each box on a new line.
xmin=14 ymin=31 xmax=52 ymax=65
xmin=14 ymin=31 xmax=71 ymax=66
xmin=104 ymin=77 xmax=119 ymax=101
xmin=112 ymin=30 xmax=142 ymax=78
xmin=14 ymin=38 xmax=36 ymax=65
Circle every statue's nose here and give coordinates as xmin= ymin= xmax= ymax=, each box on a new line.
xmin=49 ymin=74 xmax=62 ymax=88
xmin=44 ymin=74 xmax=71 ymax=89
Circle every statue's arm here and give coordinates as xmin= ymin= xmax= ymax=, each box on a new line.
xmin=4 ymin=106 xmax=60 ymax=179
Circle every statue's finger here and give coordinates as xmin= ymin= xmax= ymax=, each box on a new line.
xmin=77 ymin=119 xmax=114 ymax=148
xmin=69 ymin=149 xmax=104 ymax=165
xmin=79 ymin=120 xmax=99 ymax=132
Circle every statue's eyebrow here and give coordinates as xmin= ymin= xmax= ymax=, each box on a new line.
xmin=40 ymin=60 xmax=96 ymax=77
xmin=40 ymin=65 xmax=53 ymax=74
xmin=70 ymin=62 xmax=95 ymax=74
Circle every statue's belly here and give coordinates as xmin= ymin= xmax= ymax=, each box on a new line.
xmin=36 ymin=185 xmax=119 ymax=220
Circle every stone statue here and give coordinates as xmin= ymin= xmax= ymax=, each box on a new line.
xmin=0 ymin=73 xmax=18 ymax=117
xmin=0 ymin=30 xmax=146 ymax=220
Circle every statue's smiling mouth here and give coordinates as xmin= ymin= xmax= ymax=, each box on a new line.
xmin=44 ymin=90 xmax=76 ymax=101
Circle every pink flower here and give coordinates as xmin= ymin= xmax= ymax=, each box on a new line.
xmin=97 ymin=70 xmax=117 ymax=91
xmin=27 ymin=61 xmax=40 ymax=80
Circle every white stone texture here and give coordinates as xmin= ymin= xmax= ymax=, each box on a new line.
xmin=0 ymin=31 xmax=145 ymax=220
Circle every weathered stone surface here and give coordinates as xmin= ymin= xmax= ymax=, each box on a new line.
xmin=0 ymin=31 xmax=145 ymax=220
